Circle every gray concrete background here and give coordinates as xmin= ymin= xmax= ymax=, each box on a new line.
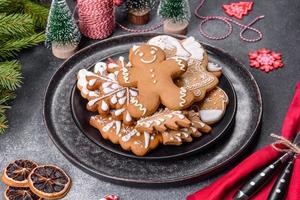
xmin=1 ymin=0 xmax=300 ymax=199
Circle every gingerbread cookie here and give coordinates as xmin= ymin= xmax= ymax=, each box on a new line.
xmin=77 ymin=59 xmax=138 ymax=125
xmin=90 ymin=115 xmax=161 ymax=156
xmin=117 ymin=44 xmax=195 ymax=118
xmin=135 ymin=109 xmax=191 ymax=133
xmin=195 ymin=87 xmax=229 ymax=124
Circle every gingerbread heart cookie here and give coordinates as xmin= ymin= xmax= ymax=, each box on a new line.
xmin=194 ymin=87 xmax=229 ymax=124
xmin=117 ymin=44 xmax=195 ymax=118
xmin=90 ymin=115 xmax=161 ymax=156
xmin=135 ymin=109 xmax=191 ymax=133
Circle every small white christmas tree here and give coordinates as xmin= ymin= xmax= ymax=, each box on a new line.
xmin=158 ymin=0 xmax=191 ymax=35
xmin=45 ymin=0 xmax=80 ymax=58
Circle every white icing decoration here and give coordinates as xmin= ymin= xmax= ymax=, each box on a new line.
xmin=130 ymin=97 xmax=147 ymax=116
xmin=199 ymin=109 xmax=224 ymax=123
xmin=88 ymin=97 xmax=100 ymax=106
xmin=114 ymin=108 xmax=125 ymax=116
xmin=115 ymin=121 xmax=121 ymax=134
xmin=117 ymin=90 xmax=126 ymax=98
xmin=148 ymin=35 xmax=190 ymax=58
xmin=141 ymin=55 xmax=157 ymax=64
xmin=94 ymin=62 xmax=107 ymax=74
xmin=118 ymin=96 xmax=126 ymax=105
xmin=207 ymin=62 xmax=222 ymax=72
xmin=125 ymin=112 xmax=132 ymax=122
xmin=108 ymin=62 xmax=118 ymax=69
xmin=179 ymin=87 xmax=187 ymax=107
xmin=88 ymin=79 xmax=97 ymax=86
xmin=121 ymin=129 xmax=138 ymax=142
xmin=120 ymin=56 xmax=130 ymax=83
xmin=181 ymin=37 xmax=205 ymax=60
xmin=129 ymin=90 xmax=138 ymax=96
xmin=111 ymin=95 xmax=117 ymax=104
xmin=101 ymin=101 xmax=109 ymax=111
xmin=144 ymin=132 xmax=150 ymax=149
xmin=103 ymin=121 xmax=114 ymax=132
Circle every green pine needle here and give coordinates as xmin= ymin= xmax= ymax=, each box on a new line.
xmin=0 ymin=89 xmax=16 ymax=104
xmin=23 ymin=0 xmax=49 ymax=28
xmin=0 ymin=32 xmax=45 ymax=59
xmin=0 ymin=61 xmax=22 ymax=91
xmin=0 ymin=13 xmax=35 ymax=39
xmin=0 ymin=0 xmax=24 ymax=14
xmin=0 ymin=113 xmax=8 ymax=134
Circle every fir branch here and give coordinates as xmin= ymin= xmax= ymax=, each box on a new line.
xmin=0 ymin=61 xmax=22 ymax=90
xmin=0 ymin=32 xmax=45 ymax=59
xmin=0 ymin=113 xmax=8 ymax=134
xmin=0 ymin=13 xmax=35 ymax=39
xmin=0 ymin=0 xmax=24 ymax=13
xmin=23 ymin=0 xmax=49 ymax=28
xmin=0 ymin=89 xmax=16 ymax=104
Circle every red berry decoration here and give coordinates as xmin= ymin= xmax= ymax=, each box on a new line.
xmin=249 ymin=48 xmax=284 ymax=73
xmin=100 ymin=194 xmax=119 ymax=200
xmin=222 ymin=1 xmax=253 ymax=20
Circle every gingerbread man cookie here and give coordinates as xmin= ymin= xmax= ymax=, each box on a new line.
xmin=117 ymin=44 xmax=195 ymax=118
xmin=195 ymin=87 xmax=229 ymax=124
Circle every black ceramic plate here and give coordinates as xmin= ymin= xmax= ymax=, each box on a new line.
xmin=44 ymin=33 xmax=262 ymax=185
xmin=71 ymin=71 xmax=236 ymax=159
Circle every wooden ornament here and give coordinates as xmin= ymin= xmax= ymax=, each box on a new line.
xmin=163 ymin=19 xmax=189 ymax=35
xmin=52 ymin=43 xmax=78 ymax=59
xmin=128 ymin=9 xmax=150 ymax=25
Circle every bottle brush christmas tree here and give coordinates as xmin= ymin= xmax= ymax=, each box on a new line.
xmin=158 ymin=0 xmax=191 ymax=35
xmin=125 ymin=0 xmax=155 ymax=25
xmin=46 ymin=0 xmax=80 ymax=59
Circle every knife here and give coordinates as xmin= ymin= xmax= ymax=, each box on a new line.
xmin=233 ymin=133 xmax=300 ymax=200
xmin=267 ymin=157 xmax=295 ymax=200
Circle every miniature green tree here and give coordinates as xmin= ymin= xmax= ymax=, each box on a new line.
xmin=158 ymin=0 xmax=191 ymax=22
xmin=125 ymin=0 xmax=155 ymax=12
xmin=45 ymin=0 xmax=80 ymax=47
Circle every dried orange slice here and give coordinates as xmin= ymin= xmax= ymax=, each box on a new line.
xmin=28 ymin=165 xmax=71 ymax=199
xmin=4 ymin=186 xmax=43 ymax=200
xmin=2 ymin=160 xmax=38 ymax=187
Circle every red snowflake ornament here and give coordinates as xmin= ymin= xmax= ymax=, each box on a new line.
xmin=222 ymin=2 xmax=254 ymax=20
xmin=100 ymin=194 xmax=119 ymax=200
xmin=249 ymin=48 xmax=284 ymax=73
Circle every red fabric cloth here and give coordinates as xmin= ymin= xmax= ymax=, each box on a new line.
xmin=187 ymin=82 xmax=300 ymax=200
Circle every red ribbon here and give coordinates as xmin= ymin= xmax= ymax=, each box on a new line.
xmin=187 ymin=82 xmax=300 ymax=200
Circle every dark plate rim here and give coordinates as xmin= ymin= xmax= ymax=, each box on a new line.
xmin=70 ymin=72 xmax=237 ymax=160
xmin=43 ymin=33 xmax=262 ymax=185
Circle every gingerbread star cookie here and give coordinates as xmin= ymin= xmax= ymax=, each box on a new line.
xmin=195 ymin=87 xmax=229 ymax=124
xmin=117 ymin=44 xmax=195 ymax=118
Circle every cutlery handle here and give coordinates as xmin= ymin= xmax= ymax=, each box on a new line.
xmin=267 ymin=158 xmax=294 ymax=200
xmin=233 ymin=153 xmax=291 ymax=200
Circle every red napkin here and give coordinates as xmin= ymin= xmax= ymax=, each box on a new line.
xmin=187 ymin=82 xmax=300 ymax=200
